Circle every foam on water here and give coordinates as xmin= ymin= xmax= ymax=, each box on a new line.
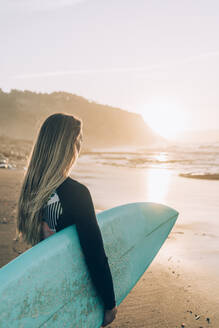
xmin=79 ymin=142 xmax=219 ymax=180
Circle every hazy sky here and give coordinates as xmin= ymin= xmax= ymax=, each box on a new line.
xmin=1 ymin=0 xmax=219 ymax=137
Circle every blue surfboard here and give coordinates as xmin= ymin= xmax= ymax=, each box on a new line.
xmin=0 ymin=202 xmax=178 ymax=327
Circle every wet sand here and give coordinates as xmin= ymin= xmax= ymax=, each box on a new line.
xmin=0 ymin=166 xmax=218 ymax=327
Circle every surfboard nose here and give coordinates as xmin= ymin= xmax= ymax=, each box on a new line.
xmin=99 ymin=202 xmax=179 ymax=251
xmin=139 ymin=202 xmax=179 ymax=227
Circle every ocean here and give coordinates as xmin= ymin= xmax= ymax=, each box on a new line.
xmin=79 ymin=142 xmax=219 ymax=180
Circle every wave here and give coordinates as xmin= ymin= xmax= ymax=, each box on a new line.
xmin=82 ymin=150 xmax=219 ymax=174
xmin=179 ymin=173 xmax=219 ymax=180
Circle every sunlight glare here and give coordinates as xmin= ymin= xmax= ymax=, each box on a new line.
xmin=145 ymin=169 xmax=171 ymax=204
xmin=140 ymin=102 xmax=187 ymax=139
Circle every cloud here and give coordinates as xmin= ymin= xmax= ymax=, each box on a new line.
xmin=11 ymin=50 xmax=219 ymax=80
xmin=12 ymin=65 xmax=158 ymax=79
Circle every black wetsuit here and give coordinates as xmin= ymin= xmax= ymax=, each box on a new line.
xmin=41 ymin=176 xmax=116 ymax=310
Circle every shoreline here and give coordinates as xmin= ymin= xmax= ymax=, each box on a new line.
xmin=0 ymin=167 xmax=218 ymax=327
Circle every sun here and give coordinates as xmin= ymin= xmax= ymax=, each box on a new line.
xmin=140 ymin=102 xmax=187 ymax=140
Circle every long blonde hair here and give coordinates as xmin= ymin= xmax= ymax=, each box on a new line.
xmin=16 ymin=112 xmax=82 ymax=246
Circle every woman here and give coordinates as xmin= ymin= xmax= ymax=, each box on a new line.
xmin=16 ymin=112 xmax=117 ymax=327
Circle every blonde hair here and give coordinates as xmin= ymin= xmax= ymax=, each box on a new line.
xmin=16 ymin=113 xmax=82 ymax=246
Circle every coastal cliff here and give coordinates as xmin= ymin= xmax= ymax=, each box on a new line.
xmin=0 ymin=89 xmax=162 ymax=148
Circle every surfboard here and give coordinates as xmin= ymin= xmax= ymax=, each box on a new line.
xmin=0 ymin=202 xmax=178 ymax=328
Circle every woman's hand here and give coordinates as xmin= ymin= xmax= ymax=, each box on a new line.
xmin=101 ymin=306 xmax=118 ymax=327
xmin=41 ymin=221 xmax=55 ymax=240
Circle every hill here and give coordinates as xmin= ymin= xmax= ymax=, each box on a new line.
xmin=0 ymin=89 xmax=162 ymax=149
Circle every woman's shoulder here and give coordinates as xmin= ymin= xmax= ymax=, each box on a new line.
xmin=55 ymin=177 xmax=92 ymax=212
xmin=56 ymin=176 xmax=89 ymax=195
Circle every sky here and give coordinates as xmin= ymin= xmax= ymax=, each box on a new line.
xmin=1 ymin=0 xmax=219 ymax=139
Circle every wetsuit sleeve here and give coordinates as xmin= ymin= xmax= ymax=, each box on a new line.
xmin=61 ymin=182 xmax=116 ymax=310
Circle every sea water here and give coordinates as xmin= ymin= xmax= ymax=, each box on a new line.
xmin=79 ymin=141 xmax=219 ymax=179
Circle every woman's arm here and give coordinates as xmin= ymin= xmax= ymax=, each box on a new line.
xmin=74 ymin=184 xmax=116 ymax=310
xmin=56 ymin=178 xmax=116 ymax=310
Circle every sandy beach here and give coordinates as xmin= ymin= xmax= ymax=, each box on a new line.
xmin=0 ymin=162 xmax=219 ymax=327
